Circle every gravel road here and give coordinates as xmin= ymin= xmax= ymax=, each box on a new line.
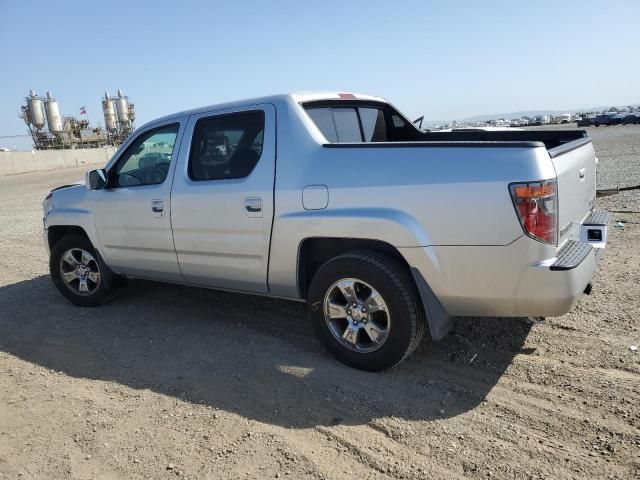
xmin=0 ymin=127 xmax=639 ymax=479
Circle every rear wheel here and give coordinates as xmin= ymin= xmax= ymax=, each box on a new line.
xmin=50 ymin=234 xmax=121 ymax=307
xmin=307 ymin=251 xmax=426 ymax=371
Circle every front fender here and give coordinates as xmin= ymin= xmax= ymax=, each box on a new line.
xmin=44 ymin=207 xmax=102 ymax=257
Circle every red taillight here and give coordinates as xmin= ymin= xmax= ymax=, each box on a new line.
xmin=510 ymin=179 xmax=558 ymax=245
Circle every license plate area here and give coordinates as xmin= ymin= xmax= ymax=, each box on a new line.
xmin=579 ymin=209 xmax=610 ymax=249
xmin=587 ymin=228 xmax=602 ymax=242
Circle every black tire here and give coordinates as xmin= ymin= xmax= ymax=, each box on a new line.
xmin=307 ymin=251 xmax=426 ymax=371
xmin=50 ymin=234 xmax=121 ymax=307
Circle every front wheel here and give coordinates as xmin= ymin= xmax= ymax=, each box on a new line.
xmin=307 ymin=251 xmax=426 ymax=371
xmin=50 ymin=234 xmax=121 ymax=307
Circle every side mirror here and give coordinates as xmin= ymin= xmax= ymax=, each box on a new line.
xmin=86 ymin=169 xmax=107 ymax=190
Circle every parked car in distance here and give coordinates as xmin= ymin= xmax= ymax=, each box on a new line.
xmin=593 ymin=112 xmax=623 ymax=127
xmin=622 ymin=113 xmax=639 ymax=125
xmin=576 ymin=116 xmax=593 ymax=127
xmin=42 ymin=92 xmax=609 ymax=370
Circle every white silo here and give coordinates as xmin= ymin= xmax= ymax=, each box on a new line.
xmin=102 ymin=92 xmax=117 ymax=133
xmin=44 ymin=91 xmax=63 ymax=133
xmin=115 ymin=89 xmax=130 ymax=127
xmin=26 ymin=90 xmax=46 ymax=130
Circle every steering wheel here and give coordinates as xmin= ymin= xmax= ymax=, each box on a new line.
xmin=146 ymin=162 xmax=170 ymax=184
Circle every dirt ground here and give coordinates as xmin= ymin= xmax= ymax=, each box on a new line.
xmin=0 ymin=126 xmax=639 ymax=479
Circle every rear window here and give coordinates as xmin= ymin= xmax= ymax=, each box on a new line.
xmin=331 ymin=108 xmax=362 ymax=142
xmin=359 ymin=108 xmax=388 ymax=141
xmin=304 ymin=101 xmax=424 ymax=143
xmin=306 ymin=106 xmax=389 ymax=143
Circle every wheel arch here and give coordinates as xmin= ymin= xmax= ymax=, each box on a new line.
xmin=47 ymin=225 xmax=91 ymax=251
xmin=297 ymin=237 xmax=454 ymax=341
xmin=297 ymin=237 xmax=411 ymax=299
xmin=46 ymin=206 xmax=103 ymax=258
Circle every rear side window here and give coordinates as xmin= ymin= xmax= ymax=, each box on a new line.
xmin=189 ymin=111 xmax=264 ymax=181
xmin=305 ymin=106 xmax=389 ymax=143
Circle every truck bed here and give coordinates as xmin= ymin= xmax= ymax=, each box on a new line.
xmin=418 ymin=129 xmax=588 ymax=152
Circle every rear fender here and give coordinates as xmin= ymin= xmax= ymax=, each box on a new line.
xmin=279 ymin=207 xmax=432 ymax=247
xmin=269 ymin=207 xmax=439 ymax=299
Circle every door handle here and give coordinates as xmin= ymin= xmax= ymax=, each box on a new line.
xmin=244 ymin=197 xmax=262 ymax=217
xmin=151 ymin=199 xmax=165 ymax=217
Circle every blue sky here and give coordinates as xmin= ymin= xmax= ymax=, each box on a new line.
xmin=1 ymin=0 xmax=639 ymax=150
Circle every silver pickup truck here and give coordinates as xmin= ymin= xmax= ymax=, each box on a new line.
xmin=43 ymin=92 xmax=608 ymax=370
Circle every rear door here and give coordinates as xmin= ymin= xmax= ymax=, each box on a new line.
xmin=170 ymin=104 xmax=276 ymax=293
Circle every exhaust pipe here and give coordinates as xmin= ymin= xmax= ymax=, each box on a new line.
xmin=597 ymin=184 xmax=640 ymax=197
xmin=596 ymin=187 xmax=620 ymax=198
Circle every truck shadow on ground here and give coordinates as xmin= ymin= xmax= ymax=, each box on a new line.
xmin=0 ymin=276 xmax=533 ymax=428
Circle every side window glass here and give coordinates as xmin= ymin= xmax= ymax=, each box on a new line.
xmin=189 ymin=111 xmax=265 ymax=181
xmin=391 ymin=114 xmax=406 ymax=128
xmin=114 ymin=124 xmax=179 ymax=187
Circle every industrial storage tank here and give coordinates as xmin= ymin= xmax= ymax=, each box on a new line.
xmin=20 ymin=87 xmax=135 ymax=149
xmin=115 ymin=89 xmax=130 ymax=126
xmin=44 ymin=91 xmax=63 ymax=133
xmin=26 ymin=90 xmax=46 ymax=129
xmin=127 ymin=103 xmax=136 ymax=124
xmin=102 ymin=92 xmax=117 ymax=133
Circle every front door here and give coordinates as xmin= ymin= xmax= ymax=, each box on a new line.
xmin=91 ymin=121 xmax=185 ymax=282
xmin=170 ymin=105 xmax=276 ymax=293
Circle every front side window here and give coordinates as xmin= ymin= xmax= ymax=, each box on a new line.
xmin=189 ymin=111 xmax=265 ymax=181
xmin=113 ymin=124 xmax=179 ymax=187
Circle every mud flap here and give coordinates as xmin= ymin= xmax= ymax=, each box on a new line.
xmin=410 ymin=268 xmax=454 ymax=341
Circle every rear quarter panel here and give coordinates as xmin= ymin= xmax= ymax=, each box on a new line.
xmin=268 ymin=102 xmax=557 ymax=298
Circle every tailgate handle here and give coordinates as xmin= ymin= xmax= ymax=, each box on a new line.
xmin=579 ymin=168 xmax=586 ymax=180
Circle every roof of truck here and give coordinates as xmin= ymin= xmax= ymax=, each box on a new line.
xmin=142 ymin=92 xmax=388 ymax=128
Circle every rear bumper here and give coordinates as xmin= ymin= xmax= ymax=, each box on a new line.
xmin=399 ymin=210 xmax=608 ymax=318
xmin=508 ymin=243 xmax=601 ymax=316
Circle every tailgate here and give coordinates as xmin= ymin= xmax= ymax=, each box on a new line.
xmin=548 ymin=138 xmax=596 ymax=243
